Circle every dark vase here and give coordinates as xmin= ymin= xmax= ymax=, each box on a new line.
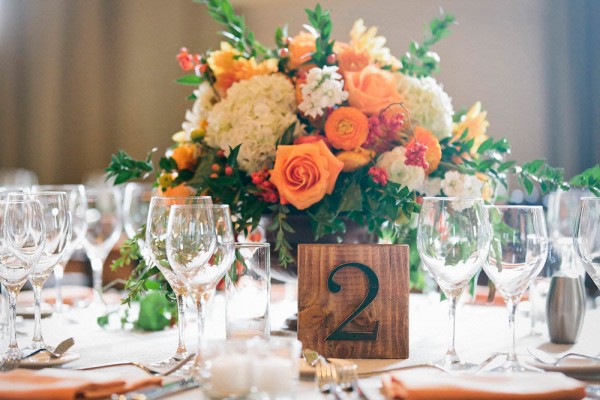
xmin=261 ymin=213 xmax=378 ymax=283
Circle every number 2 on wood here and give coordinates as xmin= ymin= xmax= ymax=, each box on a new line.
xmin=325 ymin=262 xmax=380 ymax=341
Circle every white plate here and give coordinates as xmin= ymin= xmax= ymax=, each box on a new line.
xmin=20 ymin=352 xmax=80 ymax=369
xmin=529 ymin=358 xmax=600 ymax=379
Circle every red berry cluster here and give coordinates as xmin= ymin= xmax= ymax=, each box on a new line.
xmin=368 ymin=166 xmax=389 ymax=186
xmin=404 ymin=142 xmax=429 ymax=170
xmin=251 ymin=167 xmax=279 ymax=203
xmin=364 ymin=112 xmax=405 ymax=153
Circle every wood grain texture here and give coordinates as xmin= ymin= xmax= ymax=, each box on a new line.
xmin=297 ymin=244 xmax=409 ymax=359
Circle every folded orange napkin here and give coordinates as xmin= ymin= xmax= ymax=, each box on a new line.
xmin=381 ymin=369 xmax=585 ymax=400
xmin=0 ymin=368 xmax=162 ymax=400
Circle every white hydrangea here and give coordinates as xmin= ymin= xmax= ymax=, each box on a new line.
xmin=180 ymin=82 xmax=218 ymax=140
xmin=298 ymin=66 xmax=348 ymax=118
xmin=420 ymin=177 xmax=442 ymax=197
xmin=205 ymin=74 xmax=301 ymax=173
xmin=396 ymin=74 xmax=454 ymax=139
xmin=376 ymin=146 xmax=425 ymax=192
xmin=440 ymin=171 xmax=484 ymax=198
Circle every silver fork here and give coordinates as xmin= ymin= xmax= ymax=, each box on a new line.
xmin=316 ymin=361 xmax=343 ymax=400
xmin=528 ymin=348 xmax=600 ymax=366
xmin=78 ymin=353 xmax=194 ymax=376
xmin=336 ymin=363 xmax=369 ymax=400
xmin=22 ymin=337 xmax=75 ymax=359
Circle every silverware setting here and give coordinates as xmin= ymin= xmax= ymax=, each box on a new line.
xmin=528 ymin=348 xmax=600 ymax=366
xmin=111 ymin=376 xmax=199 ymax=400
xmin=78 ymin=353 xmax=195 ymax=376
xmin=22 ymin=336 xmax=75 ymax=359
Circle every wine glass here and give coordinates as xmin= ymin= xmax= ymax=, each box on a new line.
xmin=483 ymin=205 xmax=548 ymax=372
xmin=32 ymin=185 xmax=87 ymax=318
xmin=82 ymin=186 xmax=122 ymax=306
xmin=0 ymin=196 xmax=45 ymax=360
xmin=417 ymin=197 xmax=491 ymax=371
xmin=123 ymin=183 xmax=155 ymax=240
xmin=145 ymin=195 xmax=212 ymax=367
xmin=574 ymin=197 xmax=600 ymax=290
xmin=8 ymin=191 xmax=71 ymax=350
xmin=166 ymin=204 xmax=235 ymax=370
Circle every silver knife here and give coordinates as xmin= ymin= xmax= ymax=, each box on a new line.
xmin=111 ymin=377 xmax=199 ymax=400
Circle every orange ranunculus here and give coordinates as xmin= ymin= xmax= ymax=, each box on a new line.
xmin=407 ymin=126 xmax=442 ymax=175
xmin=345 ymin=65 xmax=402 ymax=115
xmin=288 ymin=31 xmax=316 ymax=70
xmin=336 ymin=45 xmax=370 ymax=76
xmin=171 ymin=144 xmax=199 ymax=171
xmin=161 ymin=184 xmax=196 ymax=197
xmin=336 ymin=147 xmax=374 ymax=172
xmin=269 ymin=141 xmax=344 ymax=210
xmin=324 ymin=107 xmax=369 ymax=151
xmin=208 ymin=42 xmax=277 ymax=97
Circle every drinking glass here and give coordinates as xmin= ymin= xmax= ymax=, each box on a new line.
xmin=33 ymin=185 xmax=87 ymax=317
xmin=574 ymin=197 xmax=600 ymax=290
xmin=145 ymin=196 xmax=212 ymax=367
xmin=167 ymin=204 xmax=235 ymax=370
xmin=483 ymin=206 xmax=548 ymax=372
xmin=8 ymin=191 xmax=71 ymax=350
xmin=123 ymin=183 xmax=155 ymax=240
xmin=417 ymin=197 xmax=490 ymax=371
xmin=82 ymin=186 xmax=122 ymax=305
xmin=0 ymin=196 xmax=45 ymax=360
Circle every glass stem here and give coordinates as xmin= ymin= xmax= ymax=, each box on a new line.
xmin=506 ymin=298 xmax=518 ymax=362
xmin=446 ymin=295 xmax=458 ymax=358
xmin=175 ymin=293 xmax=188 ymax=359
xmin=54 ymin=262 xmax=65 ymax=316
xmin=90 ymin=257 xmax=105 ymax=304
xmin=31 ymin=282 xmax=45 ymax=349
xmin=6 ymin=288 xmax=19 ymax=352
xmin=195 ymin=295 xmax=206 ymax=364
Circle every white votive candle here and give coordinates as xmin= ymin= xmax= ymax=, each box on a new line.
xmin=253 ymin=355 xmax=295 ymax=393
xmin=208 ymin=354 xmax=251 ymax=398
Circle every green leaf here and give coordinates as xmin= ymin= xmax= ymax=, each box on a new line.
xmin=498 ymin=160 xmax=516 ymax=172
xmin=135 ymin=291 xmax=171 ymax=331
xmin=276 ymin=122 xmax=296 ymax=148
xmin=105 ymin=149 xmax=155 ymax=185
xmin=522 ymin=177 xmax=534 ymax=195
xmin=338 ymin=181 xmax=363 ymax=212
xmin=175 ymin=75 xmax=202 ymax=86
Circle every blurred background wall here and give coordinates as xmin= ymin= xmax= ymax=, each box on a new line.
xmin=0 ymin=0 xmax=598 ymax=185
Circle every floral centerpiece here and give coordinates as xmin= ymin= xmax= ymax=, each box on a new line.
xmin=107 ymin=0 xmax=600 ymax=315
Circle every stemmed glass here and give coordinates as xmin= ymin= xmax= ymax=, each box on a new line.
xmin=574 ymin=197 xmax=600 ymax=290
xmin=123 ymin=183 xmax=155 ymax=240
xmin=82 ymin=186 xmax=122 ymax=306
xmin=9 ymin=191 xmax=71 ymax=350
xmin=0 ymin=196 xmax=45 ymax=360
xmin=166 ymin=204 xmax=235 ymax=369
xmin=145 ymin=196 xmax=212 ymax=367
xmin=33 ymin=185 xmax=87 ymax=317
xmin=417 ymin=197 xmax=491 ymax=371
xmin=483 ymin=206 xmax=548 ymax=372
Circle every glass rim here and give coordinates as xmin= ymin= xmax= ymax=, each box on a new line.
xmin=235 ymin=242 xmax=270 ymax=249
xmin=8 ymin=190 xmax=68 ymax=197
xmin=33 ymin=184 xmax=83 ymax=189
xmin=169 ymin=203 xmax=229 ymax=210
xmin=421 ymin=196 xmax=483 ymax=201
xmin=580 ymin=196 xmax=600 ymax=201
xmin=485 ymin=204 xmax=543 ymax=209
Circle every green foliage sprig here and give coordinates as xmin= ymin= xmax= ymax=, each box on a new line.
xmin=305 ymin=4 xmax=335 ymax=67
xmin=105 ymin=149 xmax=156 ymax=185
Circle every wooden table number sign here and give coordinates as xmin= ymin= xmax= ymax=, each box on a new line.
xmin=297 ymin=244 xmax=409 ymax=359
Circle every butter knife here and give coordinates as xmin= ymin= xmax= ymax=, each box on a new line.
xmin=111 ymin=377 xmax=199 ymax=400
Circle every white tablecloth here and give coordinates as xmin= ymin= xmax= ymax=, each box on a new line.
xmin=2 ymin=289 xmax=599 ymax=399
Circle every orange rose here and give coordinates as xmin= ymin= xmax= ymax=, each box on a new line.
xmin=171 ymin=144 xmax=199 ymax=171
xmin=269 ymin=141 xmax=344 ymax=210
xmin=161 ymin=184 xmax=196 ymax=197
xmin=324 ymin=107 xmax=369 ymax=151
xmin=345 ymin=65 xmax=402 ymax=115
xmin=288 ymin=32 xmax=316 ymax=70
xmin=336 ymin=45 xmax=370 ymax=76
xmin=407 ymin=127 xmax=442 ymax=175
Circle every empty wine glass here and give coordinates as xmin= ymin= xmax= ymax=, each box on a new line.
xmin=8 ymin=191 xmax=71 ymax=350
xmin=483 ymin=205 xmax=548 ymax=373
xmin=166 ymin=204 xmax=235 ymax=370
xmin=82 ymin=186 xmax=122 ymax=306
xmin=123 ymin=183 xmax=155 ymax=240
xmin=32 ymin=185 xmax=87 ymax=318
xmin=574 ymin=197 xmax=600 ymax=290
xmin=417 ymin=197 xmax=490 ymax=372
xmin=145 ymin=196 xmax=212 ymax=367
xmin=0 ymin=196 xmax=45 ymax=360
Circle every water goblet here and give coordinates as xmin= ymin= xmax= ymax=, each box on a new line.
xmin=33 ymin=185 xmax=87 ymax=317
xmin=574 ymin=197 xmax=600 ymax=290
xmin=82 ymin=186 xmax=122 ymax=306
xmin=123 ymin=183 xmax=155 ymax=240
xmin=146 ymin=195 xmax=212 ymax=368
xmin=0 ymin=196 xmax=45 ymax=360
xmin=8 ymin=191 xmax=71 ymax=350
xmin=166 ymin=204 xmax=235 ymax=371
xmin=417 ymin=197 xmax=491 ymax=372
xmin=483 ymin=205 xmax=548 ymax=372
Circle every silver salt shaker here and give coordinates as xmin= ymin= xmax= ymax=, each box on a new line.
xmin=546 ymin=272 xmax=586 ymax=344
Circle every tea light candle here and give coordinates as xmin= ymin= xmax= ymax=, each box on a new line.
xmin=208 ymin=354 xmax=251 ymax=397
xmin=253 ymin=355 xmax=295 ymax=393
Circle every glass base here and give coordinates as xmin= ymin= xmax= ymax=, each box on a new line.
xmin=150 ymin=351 xmax=190 ymax=371
xmin=434 ymin=354 xmax=477 ymax=373
xmin=491 ymin=358 xmax=543 ymax=373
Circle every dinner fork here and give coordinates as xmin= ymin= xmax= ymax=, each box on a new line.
xmin=335 ymin=363 xmax=369 ymax=400
xmin=316 ymin=361 xmax=343 ymax=400
xmin=79 ymin=353 xmax=194 ymax=376
xmin=528 ymin=348 xmax=600 ymax=366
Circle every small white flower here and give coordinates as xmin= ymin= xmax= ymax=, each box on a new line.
xmin=298 ymin=66 xmax=348 ymax=118
xmin=396 ymin=74 xmax=453 ymax=139
xmin=420 ymin=177 xmax=442 ymax=197
xmin=376 ymin=146 xmax=424 ymax=192
xmin=441 ymin=171 xmax=484 ymax=198
xmin=181 ymin=82 xmax=218 ymax=140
